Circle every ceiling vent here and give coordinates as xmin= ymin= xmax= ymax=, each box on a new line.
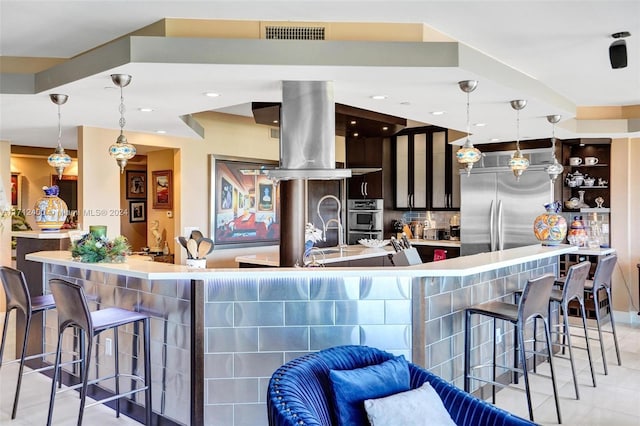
xmin=265 ymin=26 xmax=325 ymax=40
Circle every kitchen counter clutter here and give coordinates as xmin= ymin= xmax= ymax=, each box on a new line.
xmin=26 ymin=243 xmax=577 ymax=426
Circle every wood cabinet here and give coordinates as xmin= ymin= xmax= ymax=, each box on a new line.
xmin=393 ymin=126 xmax=458 ymax=210
xmin=346 ymin=137 xmax=384 ymax=199
xmin=414 ymin=245 xmax=460 ymax=263
xmin=561 ymin=139 xmax=611 ymax=212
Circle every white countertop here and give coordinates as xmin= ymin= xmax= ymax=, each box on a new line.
xmin=575 ymin=247 xmax=616 ymax=256
xmin=12 ymin=230 xmax=70 ymax=239
xmin=235 ymin=245 xmax=395 ymax=267
xmin=409 ymin=239 xmax=461 ymax=247
xmin=27 ymin=244 xmax=578 ymax=280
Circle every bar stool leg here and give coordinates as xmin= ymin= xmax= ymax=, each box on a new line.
xmin=144 ymin=317 xmax=152 ymax=425
xmin=47 ymin=333 xmax=64 ymax=426
xmin=513 ymin=322 xmax=519 ymax=384
xmin=77 ymin=333 xmax=93 ymax=426
xmin=592 ymin=288 xmax=609 ymax=375
xmin=114 ymin=329 xmax=120 ymax=418
xmin=517 ymin=325 xmax=534 ymax=422
xmin=543 ymin=317 xmax=562 ymax=424
xmin=12 ymin=313 xmax=31 ymax=419
xmin=562 ymin=300 xmax=580 ymax=399
xmin=0 ymin=309 xmax=11 ymax=369
xmin=604 ymin=287 xmax=622 ymax=366
xmin=578 ymin=298 xmax=597 ymax=387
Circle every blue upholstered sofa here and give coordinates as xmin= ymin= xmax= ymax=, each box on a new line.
xmin=267 ymin=345 xmax=536 ymax=426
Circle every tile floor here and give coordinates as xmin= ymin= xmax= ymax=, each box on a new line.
xmin=1 ymin=312 xmax=639 ymax=425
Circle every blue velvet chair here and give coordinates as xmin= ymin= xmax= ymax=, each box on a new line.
xmin=267 ymin=345 xmax=536 ymax=426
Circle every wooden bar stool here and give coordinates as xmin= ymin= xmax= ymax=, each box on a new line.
xmin=0 ymin=266 xmax=57 ymax=419
xmin=46 ymin=278 xmax=152 ymax=426
xmin=464 ymin=274 xmax=561 ymax=424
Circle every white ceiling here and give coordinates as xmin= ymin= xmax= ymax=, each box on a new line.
xmin=1 ymin=0 xmax=639 ymax=151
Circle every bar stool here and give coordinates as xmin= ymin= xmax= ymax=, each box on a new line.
xmin=0 ymin=266 xmax=57 ymax=419
xmin=464 ymin=274 xmax=561 ymax=424
xmin=584 ymin=254 xmax=621 ymax=374
xmin=46 ymin=278 xmax=152 ymax=426
xmin=548 ymin=260 xmax=597 ymax=398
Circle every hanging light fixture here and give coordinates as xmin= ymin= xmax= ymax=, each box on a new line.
xmin=455 ymin=80 xmax=482 ymax=176
xmin=545 ymin=114 xmax=564 ymax=183
xmin=508 ymin=99 xmax=529 ymax=180
xmin=108 ymin=74 xmax=136 ymax=173
xmin=47 ymin=94 xmax=72 ymax=179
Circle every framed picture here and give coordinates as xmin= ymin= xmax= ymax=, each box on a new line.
xmin=129 ymin=201 xmax=146 ymax=223
xmin=258 ymin=183 xmax=273 ymax=211
xmin=10 ymin=173 xmax=20 ymax=207
xmin=126 ymin=170 xmax=146 ymax=199
xmin=152 ymin=170 xmax=173 ymax=209
xmin=210 ymin=155 xmax=279 ymax=249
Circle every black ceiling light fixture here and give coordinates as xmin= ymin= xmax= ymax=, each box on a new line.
xmin=609 ymin=31 xmax=630 ymax=69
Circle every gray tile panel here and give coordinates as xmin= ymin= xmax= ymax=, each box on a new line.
xmin=285 ymin=301 xmax=335 ymax=325
xmin=258 ymin=327 xmax=309 ymax=351
xmin=234 ymin=302 xmax=283 ymax=326
xmin=234 ymin=352 xmax=285 ymax=378
xmin=310 ymin=326 xmax=360 ymax=349
xmin=335 ymin=300 xmax=385 ymax=325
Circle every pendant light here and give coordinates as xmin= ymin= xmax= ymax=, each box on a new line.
xmin=47 ymin=94 xmax=72 ymax=179
xmin=545 ymin=114 xmax=564 ymax=183
xmin=455 ymin=80 xmax=482 ymax=176
xmin=508 ymin=99 xmax=529 ymax=180
xmin=108 ymin=74 xmax=136 ymax=173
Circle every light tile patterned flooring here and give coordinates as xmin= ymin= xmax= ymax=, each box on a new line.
xmin=2 ymin=312 xmax=639 ymax=425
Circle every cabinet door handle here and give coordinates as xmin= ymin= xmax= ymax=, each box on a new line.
xmin=361 ymin=182 xmax=365 ymax=197
xmin=364 ymin=182 xmax=368 ymax=197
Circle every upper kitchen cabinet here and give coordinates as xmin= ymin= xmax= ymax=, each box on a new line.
xmin=346 ymin=137 xmax=384 ymax=199
xmin=561 ymin=138 xmax=611 ymax=212
xmin=393 ymin=126 xmax=458 ymax=210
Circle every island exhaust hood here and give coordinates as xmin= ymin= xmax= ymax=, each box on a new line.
xmin=267 ymin=81 xmax=352 ymax=181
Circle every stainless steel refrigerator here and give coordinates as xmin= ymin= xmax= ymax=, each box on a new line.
xmin=460 ymin=163 xmax=554 ymax=256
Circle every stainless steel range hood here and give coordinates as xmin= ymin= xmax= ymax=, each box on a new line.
xmin=267 ymin=81 xmax=352 ymax=181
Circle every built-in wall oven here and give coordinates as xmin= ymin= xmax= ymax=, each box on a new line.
xmin=347 ymin=199 xmax=383 ymax=244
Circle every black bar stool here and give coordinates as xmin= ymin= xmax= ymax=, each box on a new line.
xmin=0 ymin=266 xmax=57 ymax=419
xmin=464 ymin=274 xmax=561 ymax=424
xmin=46 ymin=278 xmax=152 ymax=426
xmin=584 ymin=254 xmax=621 ymax=374
xmin=548 ymin=260 xmax=597 ymax=398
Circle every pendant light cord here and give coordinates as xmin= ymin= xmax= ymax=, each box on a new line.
xmin=119 ymin=85 xmax=126 ymax=136
xmin=466 ymin=91 xmax=471 ymax=142
xmin=515 ymin=108 xmax=521 ymax=151
xmin=56 ymin=103 xmax=62 ymax=149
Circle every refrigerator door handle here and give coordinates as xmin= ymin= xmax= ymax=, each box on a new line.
xmin=497 ymin=200 xmax=504 ymax=251
xmin=489 ymin=200 xmax=496 ymax=251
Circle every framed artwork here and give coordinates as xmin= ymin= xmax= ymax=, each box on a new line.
xmin=152 ymin=170 xmax=172 ymax=209
xmin=258 ymin=183 xmax=273 ymax=211
xmin=220 ymin=177 xmax=233 ymax=210
xmin=129 ymin=201 xmax=146 ymax=223
xmin=210 ymin=155 xmax=279 ymax=249
xmin=126 ymin=170 xmax=146 ymax=199
xmin=10 ymin=173 xmax=20 ymax=207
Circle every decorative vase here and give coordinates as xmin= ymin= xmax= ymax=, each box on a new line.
xmin=34 ymin=185 xmax=68 ymax=232
xmin=567 ymin=216 xmax=588 ymax=247
xmin=305 ymin=240 xmax=314 ymax=256
xmin=533 ymin=201 xmax=567 ymax=246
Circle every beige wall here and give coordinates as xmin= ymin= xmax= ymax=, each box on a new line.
xmin=1 ymin=141 xmax=11 ymax=312
xmin=9 ymin=156 xmax=78 ymax=230
xmin=610 ymin=137 xmax=640 ymax=319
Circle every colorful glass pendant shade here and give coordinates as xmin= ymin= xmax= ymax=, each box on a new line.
xmin=47 ymin=94 xmax=72 ymax=179
xmin=108 ymin=74 xmax=136 ymax=173
xmin=545 ymin=114 xmax=564 ymax=183
xmin=455 ymin=80 xmax=481 ymax=176
xmin=508 ymin=99 xmax=529 ymax=180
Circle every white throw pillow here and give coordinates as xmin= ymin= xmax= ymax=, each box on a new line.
xmin=364 ymin=381 xmax=457 ymax=426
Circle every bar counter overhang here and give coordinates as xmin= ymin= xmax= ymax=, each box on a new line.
xmin=26 ymin=244 xmax=578 ymax=426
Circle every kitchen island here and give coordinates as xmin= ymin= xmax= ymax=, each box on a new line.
xmin=27 ymin=244 xmax=577 ymax=426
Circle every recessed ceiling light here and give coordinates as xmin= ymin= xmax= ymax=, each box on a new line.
xmin=382 ymin=126 xmax=389 ymax=131
xmin=350 ymin=120 xmax=357 ymax=125
xmin=473 ymin=123 xmax=486 ymax=127
xmin=579 ymin=143 xmax=585 ymax=147
xmin=272 ymin=120 xmax=279 ymax=124
xmin=155 ymin=130 xmax=166 ymax=134
xmin=490 ymin=138 xmax=500 ymax=142
xmin=138 ymin=107 xmax=154 ymax=112
xmin=204 ymin=92 xmax=220 ymax=97
xmin=370 ymin=95 xmax=387 ymax=100
xmin=430 ymin=111 xmax=445 ymax=116
xmin=353 ymin=132 xmax=359 ymax=137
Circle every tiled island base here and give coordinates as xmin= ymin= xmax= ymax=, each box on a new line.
xmin=27 ymin=244 xmax=576 ymax=426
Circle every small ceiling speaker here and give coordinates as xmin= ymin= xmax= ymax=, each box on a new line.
xmin=609 ymin=31 xmax=630 ymax=69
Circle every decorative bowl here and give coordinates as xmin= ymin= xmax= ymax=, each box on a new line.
xmin=357 ymin=239 xmax=390 ymax=248
xmin=564 ymin=198 xmax=579 ymax=209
